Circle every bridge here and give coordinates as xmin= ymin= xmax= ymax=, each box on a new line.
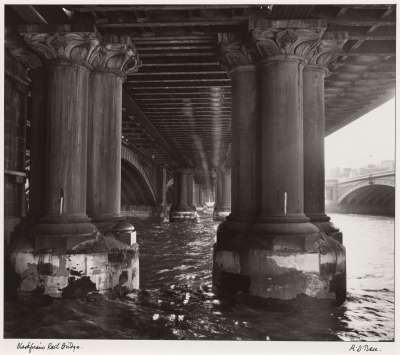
xmin=4 ymin=4 xmax=395 ymax=304
xmin=326 ymin=170 xmax=395 ymax=216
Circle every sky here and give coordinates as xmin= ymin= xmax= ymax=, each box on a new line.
xmin=325 ymin=98 xmax=395 ymax=170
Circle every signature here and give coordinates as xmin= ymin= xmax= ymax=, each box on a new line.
xmin=349 ymin=344 xmax=380 ymax=352
xmin=17 ymin=342 xmax=80 ymax=353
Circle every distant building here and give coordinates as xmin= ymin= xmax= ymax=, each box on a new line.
xmin=326 ymin=159 xmax=395 ymax=181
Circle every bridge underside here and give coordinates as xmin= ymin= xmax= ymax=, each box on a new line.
xmin=5 ymin=4 xmax=396 ymax=171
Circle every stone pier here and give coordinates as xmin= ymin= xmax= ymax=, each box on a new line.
xmin=213 ymin=165 xmax=231 ymax=221
xmin=197 ymin=183 xmax=207 ymax=210
xmin=10 ymin=29 xmax=140 ymax=298
xmin=213 ymin=20 xmax=347 ymax=304
xmin=170 ymin=168 xmax=198 ymax=221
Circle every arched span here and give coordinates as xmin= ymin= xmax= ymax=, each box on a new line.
xmin=338 ymin=180 xmax=394 ymax=204
xmin=121 ymin=145 xmax=156 ymax=202
xmin=121 ymin=160 xmax=156 ymax=207
xmin=339 ymin=184 xmax=394 ymax=216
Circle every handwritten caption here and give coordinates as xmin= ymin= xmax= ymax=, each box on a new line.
xmin=17 ymin=342 xmax=80 ymax=353
xmin=349 ymin=344 xmax=380 ymax=352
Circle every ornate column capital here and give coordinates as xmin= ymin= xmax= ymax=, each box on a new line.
xmin=22 ymin=30 xmax=101 ymax=69
xmin=91 ymin=35 xmax=140 ymax=79
xmin=5 ymin=31 xmax=42 ymax=69
xmin=302 ymin=32 xmax=348 ymax=73
xmin=217 ymin=32 xmax=256 ymax=71
xmin=249 ymin=18 xmax=327 ymax=62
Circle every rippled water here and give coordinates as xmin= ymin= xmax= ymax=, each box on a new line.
xmin=4 ymin=212 xmax=394 ymax=341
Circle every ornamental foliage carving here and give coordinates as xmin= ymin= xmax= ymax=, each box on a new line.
xmin=218 ymin=32 xmax=255 ymax=70
xmin=5 ymin=32 xmax=42 ymax=69
xmin=251 ymin=28 xmax=324 ymax=58
xmin=22 ymin=32 xmax=100 ymax=67
xmin=6 ymin=43 xmax=42 ymax=69
xmin=303 ymin=32 xmax=348 ymax=67
xmin=249 ymin=18 xmax=327 ymax=60
xmin=91 ymin=35 xmax=140 ymax=76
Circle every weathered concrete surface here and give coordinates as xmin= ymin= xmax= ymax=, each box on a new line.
xmin=122 ymin=205 xmax=167 ymax=220
xmin=10 ymin=233 xmax=139 ymax=298
xmin=213 ymin=230 xmax=346 ymax=303
xmin=170 ymin=211 xmax=198 ymax=222
xmin=213 ymin=210 xmax=230 ymax=222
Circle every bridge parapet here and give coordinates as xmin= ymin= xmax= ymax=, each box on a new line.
xmin=337 ymin=169 xmax=395 ymax=185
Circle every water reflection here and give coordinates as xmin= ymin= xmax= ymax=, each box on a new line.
xmin=4 ymin=213 xmax=394 ymax=341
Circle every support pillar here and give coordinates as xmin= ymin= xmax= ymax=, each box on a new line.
xmin=302 ymin=34 xmax=347 ymax=245
xmin=170 ymin=168 xmax=197 ymax=221
xmin=213 ymin=166 xmax=231 ymax=221
xmin=198 ymin=184 xmax=205 ymax=209
xmin=12 ymin=31 xmax=140 ymax=298
xmin=87 ymin=36 xmax=139 ymax=246
xmin=213 ymin=33 xmax=259 ymax=295
xmin=26 ymin=33 xmax=99 ymax=250
xmin=193 ymin=181 xmax=202 ymax=211
xmin=160 ymin=166 xmax=169 ymax=221
xmin=213 ymin=22 xmax=346 ymax=304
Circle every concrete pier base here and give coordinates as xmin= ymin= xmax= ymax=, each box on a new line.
xmin=10 ymin=232 xmax=139 ymax=299
xmin=169 ymin=168 xmax=198 ymax=222
xmin=213 ymin=223 xmax=346 ymax=303
xmin=213 ymin=209 xmax=230 ymax=221
xmin=169 ymin=210 xmax=198 ymax=222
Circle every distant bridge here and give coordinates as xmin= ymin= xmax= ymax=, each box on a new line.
xmin=121 ymin=144 xmax=168 ymax=217
xmin=326 ymin=170 xmax=395 ymax=216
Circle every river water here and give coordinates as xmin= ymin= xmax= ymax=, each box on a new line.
xmin=4 ymin=212 xmax=394 ymax=341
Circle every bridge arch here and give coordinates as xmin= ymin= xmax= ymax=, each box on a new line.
xmin=338 ymin=183 xmax=394 ymax=216
xmin=121 ymin=145 xmax=157 ymax=207
xmin=338 ymin=178 xmax=395 ymax=204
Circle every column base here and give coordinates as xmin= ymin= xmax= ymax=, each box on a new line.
xmin=10 ymin=231 xmax=139 ymax=299
xmin=159 ymin=204 xmax=170 ymax=221
xmin=92 ymin=216 xmax=136 ymax=246
xmin=169 ymin=210 xmax=198 ymax=222
xmin=213 ymin=209 xmax=231 ymax=221
xmin=308 ymin=213 xmax=343 ymax=244
xmin=30 ymin=217 xmax=98 ymax=253
xmin=213 ymin=219 xmax=346 ymax=305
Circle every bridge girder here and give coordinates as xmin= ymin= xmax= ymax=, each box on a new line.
xmin=5 ymin=4 xmax=395 ymax=174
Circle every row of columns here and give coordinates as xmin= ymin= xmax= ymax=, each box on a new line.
xmin=12 ymin=29 xmax=140 ymax=296
xmin=26 ymin=32 xmax=139 ymax=248
xmin=169 ymin=169 xmax=219 ymax=221
xmin=214 ymin=20 xmax=347 ymax=303
xmin=213 ymin=166 xmax=231 ymax=221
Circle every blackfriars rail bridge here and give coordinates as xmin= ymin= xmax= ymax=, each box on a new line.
xmin=4 ymin=4 xmax=395 ymax=303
